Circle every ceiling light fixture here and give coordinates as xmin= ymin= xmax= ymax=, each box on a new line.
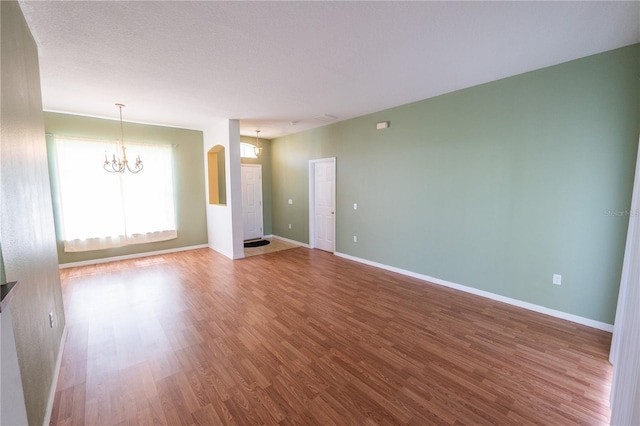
xmin=103 ymin=103 xmax=143 ymax=174
xmin=254 ymin=130 xmax=263 ymax=158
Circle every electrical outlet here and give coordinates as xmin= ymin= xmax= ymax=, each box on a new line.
xmin=49 ymin=312 xmax=55 ymax=328
xmin=552 ymin=274 xmax=562 ymax=285
xmin=288 ymin=199 xmax=293 ymax=205
xmin=353 ymin=235 xmax=358 ymax=243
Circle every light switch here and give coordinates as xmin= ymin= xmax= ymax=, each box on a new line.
xmin=288 ymin=199 xmax=293 ymax=205
xmin=353 ymin=203 xmax=358 ymax=210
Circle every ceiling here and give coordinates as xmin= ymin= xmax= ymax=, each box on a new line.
xmin=19 ymin=1 xmax=640 ymax=139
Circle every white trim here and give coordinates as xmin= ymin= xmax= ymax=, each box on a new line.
xmin=59 ymin=244 xmax=209 ymax=268
xmin=271 ymin=235 xmax=310 ymax=248
xmin=43 ymin=325 xmax=67 ymax=426
xmin=334 ymin=251 xmax=613 ymax=332
xmin=209 ymin=245 xmax=242 ymax=260
xmin=309 ymin=157 xmax=336 ymax=252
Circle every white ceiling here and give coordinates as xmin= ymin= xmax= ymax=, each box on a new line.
xmin=20 ymin=1 xmax=640 ymax=139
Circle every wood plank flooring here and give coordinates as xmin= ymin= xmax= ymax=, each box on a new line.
xmin=51 ymin=248 xmax=612 ymax=425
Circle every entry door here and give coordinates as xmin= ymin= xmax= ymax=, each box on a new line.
xmin=313 ymin=159 xmax=335 ymax=252
xmin=241 ymin=164 xmax=263 ymax=241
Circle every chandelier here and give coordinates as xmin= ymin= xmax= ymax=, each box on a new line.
xmin=254 ymin=130 xmax=263 ymax=158
xmin=103 ymin=103 xmax=143 ymax=173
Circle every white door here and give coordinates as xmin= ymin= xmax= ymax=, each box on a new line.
xmin=312 ymin=159 xmax=335 ymax=252
xmin=241 ymin=164 xmax=263 ymax=241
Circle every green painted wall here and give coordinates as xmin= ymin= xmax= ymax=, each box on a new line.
xmin=240 ymin=135 xmax=273 ymax=236
xmin=44 ymin=112 xmax=207 ymax=264
xmin=271 ymin=44 xmax=640 ymax=324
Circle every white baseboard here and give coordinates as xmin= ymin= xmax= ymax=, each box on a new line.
xmin=59 ymin=244 xmax=209 ymax=268
xmin=271 ymin=235 xmax=310 ymax=248
xmin=334 ymin=252 xmax=613 ymax=332
xmin=208 ymin=245 xmax=238 ymax=260
xmin=43 ymin=325 xmax=67 ymax=426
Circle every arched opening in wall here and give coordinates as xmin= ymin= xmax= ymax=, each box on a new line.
xmin=207 ymin=145 xmax=226 ymax=205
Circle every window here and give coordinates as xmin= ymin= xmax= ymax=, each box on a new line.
xmin=240 ymin=142 xmax=258 ymax=159
xmin=53 ymin=136 xmax=177 ymax=252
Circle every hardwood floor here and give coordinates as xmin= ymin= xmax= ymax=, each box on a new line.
xmin=51 ymin=248 xmax=612 ymax=425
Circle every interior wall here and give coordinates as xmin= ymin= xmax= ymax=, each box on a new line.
xmin=44 ymin=112 xmax=207 ymax=264
xmin=228 ymin=121 xmax=244 ymax=257
xmin=270 ymin=44 xmax=640 ymax=325
xmin=204 ymin=119 xmax=244 ymax=259
xmin=240 ymin=135 xmax=272 ymax=235
xmin=271 ymin=135 xmax=312 ymax=243
xmin=0 ymin=2 xmax=66 ymax=424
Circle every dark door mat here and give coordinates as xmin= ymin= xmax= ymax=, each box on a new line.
xmin=244 ymin=239 xmax=270 ymax=248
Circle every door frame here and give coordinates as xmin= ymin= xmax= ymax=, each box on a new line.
xmin=308 ymin=157 xmax=336 ymax=252
xmin=241 ymin=163 xmax=263 ymax=241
